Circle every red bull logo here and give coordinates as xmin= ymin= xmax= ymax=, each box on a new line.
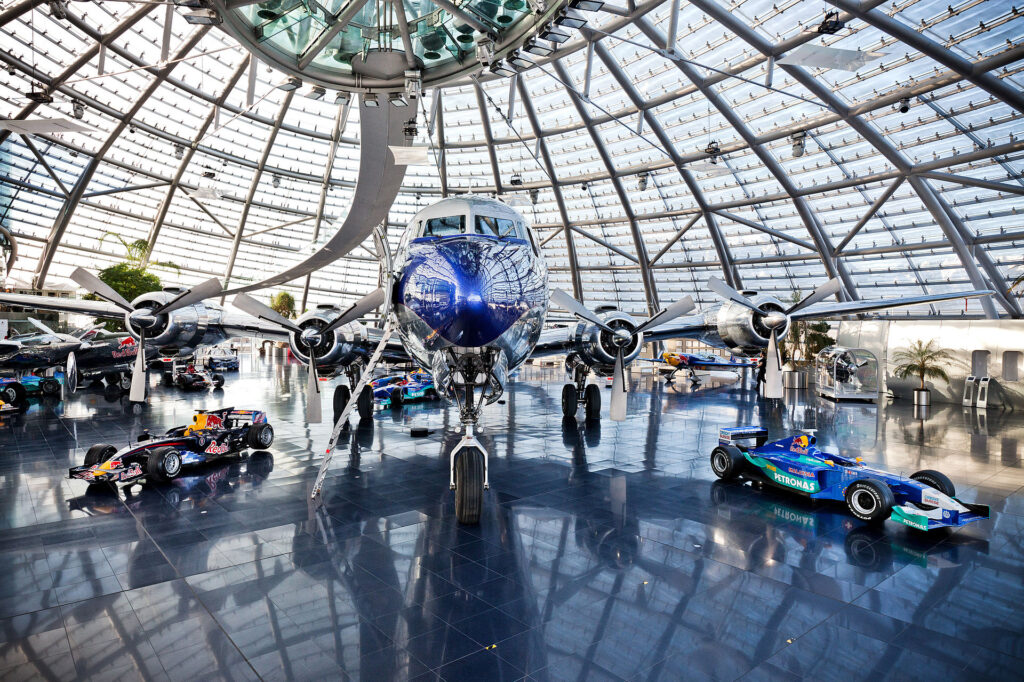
xmin=205 ymin=415 xmax=224 ymax=429
xmin=119 ymin=337 xmax=136 ymax=347
xmin=111 ymin=337 xmax=139 ymax=358
xmin=790 ymin=435 xmax=810 ymax=455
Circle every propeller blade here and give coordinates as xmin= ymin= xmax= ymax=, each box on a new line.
xmin=27 ymin=317 xmax=60 ymax=337
xmin=307 ymin=351 xmax=322 ymax=424
xmin=550 ymin=289 xmax=615 ymax=333
xmin=609 ymin=349 xmax=627 ymax=422
xmin=763 ymin=329 xmax=783 ymax=399
xmin=321 ymin=288 xmax=386 ymax=336
xmin=707 ymin=277 xmax=761 ymax=313
xmin=70 ymin=267 xmax=133 ymax=312
xmin=128 ymin=330 xmax=147 ymax=402
xmin=634 ymin=296 xmax=697 ymax=335
xmin=66 ymin=351 xmax=78 ymax=394
xmin=152 ymin=278 xmax=223 ymax=315
xmin=231 ymin=294 xmax=303 ymax=334
xmin=786 ymin=278 xmax=841 ymax=315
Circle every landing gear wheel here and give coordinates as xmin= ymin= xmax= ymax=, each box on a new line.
xmin=357 ymin=385 xmax=373 ymax=420
xmin=146 ymin=447 xmax=182 ymax=483
xmin=910 ymin=469 xmax=955 ymax=498
xmin=454 ymin=446 xmax=484 ymax=525
xmin=390 ymin=390 xmax=404 ymax=410
xmin=103 ymin=372 xmax=120 ymax=387
xmin=246 ymin=423 xmax=274 ymax=449
xmin=40 ymin=378 xmax=61 ymax=396
xmin=118 ymin=375 xmax=131 ymax=391
xmin=212 ymin=374 xmax=225 ymax=388
xmin=561 ymin=384 xmax=577 ymax=418
xmin=1 ymin=382 xmax=26 ymax=404
xmin=710 ymin=445 xmax=745 ymax=480
xmin=84 ymin=443 xmax=117 ymax=467
xmin=333 ymin=385 xmax=351 ymax=425
xmin=845 ymin=479 xmax=895 ymax=524
xmin=584 ymin=384 xmax=601 ymax=421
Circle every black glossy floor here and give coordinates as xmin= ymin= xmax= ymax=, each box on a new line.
xmin=1 ymin=358 xmax=1022 ymax=681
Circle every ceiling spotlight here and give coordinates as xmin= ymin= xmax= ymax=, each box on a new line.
xmin=790 ymin=131 xmax=806 ymax=157
xmin=364 ymin=93 xmax=379 ymax=107
xmin=277 ymin=76 xmax=302 ymax=91
xmin=529 ymin=188 xmax=539 ymax=205
xmin=25 ymin=90 xmax=53 ymax=104
xmin=48 ymin=0 xmax=67 ymax=20
xmin=507 ymin=50 xmax=533 ymax=70
xmin=202 ymin=170 xmax=216 ymax=179
xmin=335 ymin=91 xmax=351 ymax=105
xmin=637 ymin=171 xmax=649 ymax=191
xmin=815 ymin=10 xmax=845 ymax=35
xmin=569 ymin=0 xmax=604 ymax=10
xmin=71 ymin=99 xmax=84 ymax=120
xmin=476 ymin=37 xmax=496 ymax=66
xmin=510 ymin=172 xmax=523 ymax=186
xmin=554 ymin=9 xmax=587 ymax=29
xmin=537 ymin=24 xmax=571 ymax=44
xmin=522 ymin=38 xmax=553 ymax=57
xmin=896 ymin=96 xmax=910 ymax=114
xmin=404 ymin=69 xmax=422 ymax=100
xmin=489 ymin=61 xmax=518 ymax=78
xmin=389 ymin=92 xmax=408 ymax=107
xmin=704 ymin=140 xmax=720 ymax=161
xmin=304 ymin=86 xmax=326 ymax=100
xmin=174 ymin=144 xmax=185 ymax=160
xmin=183 ymin=8 xmax=222 ymax=25
xmin=272 ymin=174 xmax=281 ymax=189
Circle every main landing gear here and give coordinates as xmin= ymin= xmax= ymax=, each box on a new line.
xmin=562 ymin=361 xmax=601 ymax=421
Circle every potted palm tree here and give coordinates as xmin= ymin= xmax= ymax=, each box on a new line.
xmin=891 ymin=339 xmax=955 ymax=406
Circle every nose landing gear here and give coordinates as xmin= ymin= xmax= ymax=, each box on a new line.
xmin=561 ymin=360 xmax=601 ymax=421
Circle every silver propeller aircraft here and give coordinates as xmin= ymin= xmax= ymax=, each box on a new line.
xmin=0 ymin=196 xmax=993 ymax=525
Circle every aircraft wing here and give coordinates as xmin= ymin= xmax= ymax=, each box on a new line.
xmin=0 ymin=292 xmax=124 ymax=319
xmin=789 ymin=289 xmax=994 ymax=320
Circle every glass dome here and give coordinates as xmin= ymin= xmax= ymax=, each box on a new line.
xmin=0 ymin=0 xmax=1021 ymax=318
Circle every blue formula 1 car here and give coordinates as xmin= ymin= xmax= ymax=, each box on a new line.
xmin=69 ymin=408 xmax=274 ymax=487
xmin=711 ymin=427 xmax=989 ymax=531
xmin=1 ymin=373 xmax=63 ymax=401
xmin=371 ymin=372 xmax=439 ymax=409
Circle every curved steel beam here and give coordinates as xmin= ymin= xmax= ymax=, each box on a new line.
xmin=33 ymin=26 xmax=213 ymax=290
xmin=221 ymin=95 xmax=412 ymax=296
xmin=517 ymin=76 xmax=584 ymax=301
xmin=825 ymin=0 xmax=1024 ymax=116
xmin=473 ymin=79 xmax=504 ymax=195
xmin=551 ymin=58 xmax=660 ymax=315
xmin=146 ymin=55 xmax=252 ymax=259
xmin=0 ymin=0 xmax=45 ymax=30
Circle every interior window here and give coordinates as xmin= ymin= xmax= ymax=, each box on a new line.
xmin=475 ymin=215 xmax=519 ymax=238
xmin=422 ymin=215 xmax=465 ymax=237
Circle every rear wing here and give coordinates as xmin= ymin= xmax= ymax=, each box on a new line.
xmin=719 ymin=426 xmax=768 ymax=447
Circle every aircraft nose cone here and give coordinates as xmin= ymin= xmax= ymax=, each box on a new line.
xmin=399 ymin=237 xmax=540 ymax=347
xmin=762 ymin=311 xmax=787 ymax=329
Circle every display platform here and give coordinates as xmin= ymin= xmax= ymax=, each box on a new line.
xmin=0 ymin=358 xmax=1019 ymax=680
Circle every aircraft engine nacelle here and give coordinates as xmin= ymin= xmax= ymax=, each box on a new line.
xmin=126 ymin=289 xmax=210 ymax=350
xmin=714 ymin=295 xmax=790 ymax=356
xmin=287 ymin=307 xmax=367 ymax=369
xmin=568 ymin=311 xmax=644 ymax=373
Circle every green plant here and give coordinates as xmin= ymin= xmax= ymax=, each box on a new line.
xmin=892 ymin=339 xmax=955 ymax=391
xmin=1011 ymin=271 xmax=1024 ymax=294
xmin=270 ymin=291 xmax=296 ymax=319
xmin=781 ymin=291 xmax=835 ymax=366
xmin=99 ymin=233 xmax=179 ymax=273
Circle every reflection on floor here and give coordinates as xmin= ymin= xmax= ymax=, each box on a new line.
xmin=0 ymin=357 xmax=1021 ymax=681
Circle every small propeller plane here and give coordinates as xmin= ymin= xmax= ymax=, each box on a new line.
xmin=644 ymin=351 xmax=759 ymax=385
xmin=0 ymin=196 xmax=994 ymax=525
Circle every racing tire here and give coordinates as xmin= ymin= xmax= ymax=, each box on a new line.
xmin=146 ymin=447 xmax=182 ymax=483
xmin=561 ymin=384 xmax=577 ymax=418
xmin=710 ymin=445 xmax=745 ymax=480
xmin=357 ymin=385 xmax=373 ymax=420
xmin=845 ymin=479 xmax=895 ymax=524
xmin=390 ymin=390 xmax=404 ymax=410
xmin=454 ymin=446 xmax=484 ymax=525
xmin=584 ymin=384 xmax=601 ymax=422
xmin=103 ymin=372 xmax=120 ymax=387
xmin=40 ymin=378 xmax=61 ymax=396
xmin=246 ymin=423 xmax=274 ymax=449
xmin=1 ymin=382 xmax=26 ymax=405
xmin=212 ymin=374 xmax=225 ymax=389
xmin=910 ymin=469 xmax=955 ymax=498
xmin=84 ymin=443 xmax=117 ymax=467
xmin=333 ymin=385 xmax=351 ymax=425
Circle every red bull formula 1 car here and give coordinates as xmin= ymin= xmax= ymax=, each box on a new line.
xmin=69 ymin=408 xmax=274 ymax=486
xmin=711 ymin=427 xmax=989 ymax=531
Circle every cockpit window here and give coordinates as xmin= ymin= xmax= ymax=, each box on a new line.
xmin=422 ymin=215 xmax=464 ymax=237
xmin=475 ymin=216 xmax=520 ymax=238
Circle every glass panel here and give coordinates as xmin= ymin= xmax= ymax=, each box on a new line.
xmin=422 ymin=215 xmax=465 ymax=237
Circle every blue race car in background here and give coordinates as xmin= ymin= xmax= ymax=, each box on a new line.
xmin=371 ymin=372 xmax=438 ymax=409
xmin=1 ymin=372 xmax=63 ymax=401
xmin=205 ymin=348 xmax=240 ymax=371
xmin=711 ymin=426 xmax=989 ymax=531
